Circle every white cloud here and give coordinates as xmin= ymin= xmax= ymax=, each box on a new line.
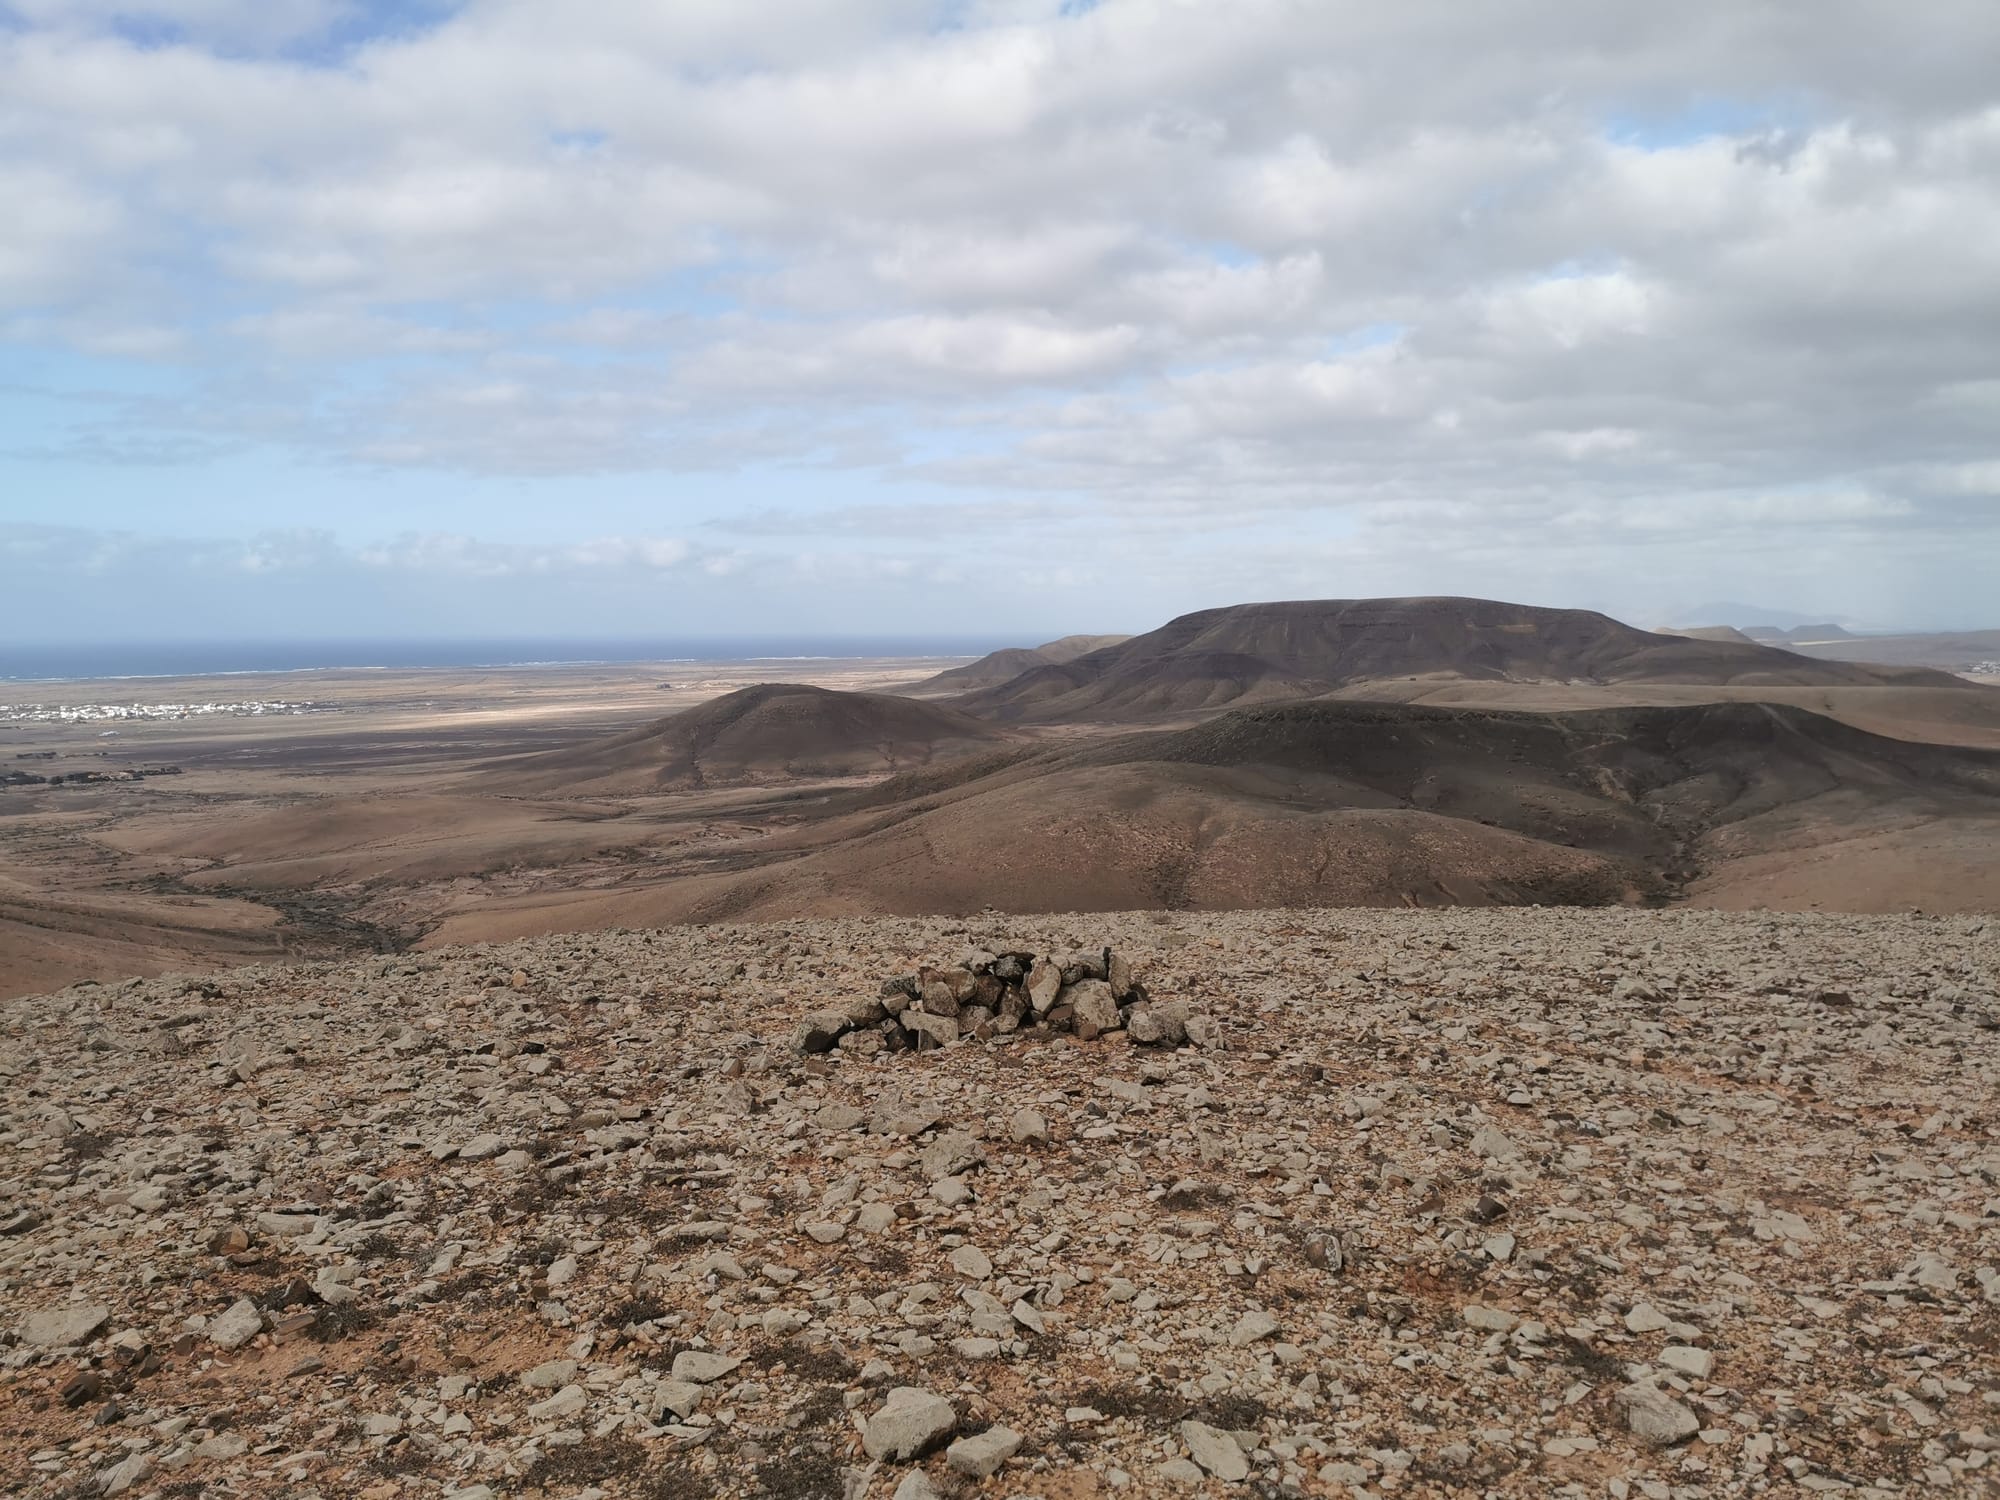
xmin=0 ymin=166 xmax=123 ymax=303
xmin=355 ymin=532 xmax=702 ymax=575
xmin=2 ymin=0 xmax=2000 ymax=626
xmin=3 ymin=0 xmax=351 ymax=50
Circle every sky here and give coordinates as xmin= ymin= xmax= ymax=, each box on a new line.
xmin=3 ymin=0 xmax=1999 ymax=644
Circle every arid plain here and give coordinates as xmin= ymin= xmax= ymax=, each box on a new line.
xmin=5 ymin=599 xmax=2000 ymax=1000
xmin=0 ymin=655 xmax=969 ymax=997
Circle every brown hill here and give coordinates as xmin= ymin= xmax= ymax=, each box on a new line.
xmin=1655 ymin=624 xmax=1760 ymax=645
xmin=956 ymin=597 xmax=1965 ymax=723
xmin=905 ymin=633 xmax=1132 ymax=695
xmin=466 ymin=699 xmax=2000 ymax=931
xmin=477 ymin=682 xmax=1012 ymax=795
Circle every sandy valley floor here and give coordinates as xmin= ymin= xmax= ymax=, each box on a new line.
xmin=0 ymin=658 xmax=960 ymax=996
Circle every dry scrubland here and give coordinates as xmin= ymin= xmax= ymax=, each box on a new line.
xmin=4 ymin=907 xmax=1999 ymax=1499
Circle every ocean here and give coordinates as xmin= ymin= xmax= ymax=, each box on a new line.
xmin=0 ymin=637 xmax=1009 ymax=683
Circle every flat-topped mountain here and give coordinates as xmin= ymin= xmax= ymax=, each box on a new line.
xmin=905 ymin=633 xmax=1131 ymax=695
xmin=956 ymin=597 xmax=1963 ymax=723
xmin=480 ymin=682 xmax=1011 ymax=795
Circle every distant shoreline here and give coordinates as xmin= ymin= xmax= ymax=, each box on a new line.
xmin=0 ymin=639 xmax=1001 ymax=686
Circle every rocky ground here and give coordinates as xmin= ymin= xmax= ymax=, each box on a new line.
xmin=2 ymin=908 xmax=1997 ymax=1500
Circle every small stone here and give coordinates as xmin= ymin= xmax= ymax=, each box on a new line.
xmin=1069 ymin=980 xmax=1121 ymax=1040
xmin=1180 ymin=1418 xmax=1249 ymax=1482
xmin=521 ymin=1359 xmax=578 ymax=1390
xmin=804 ymin=1220 xmax=847 ymax=1243
xmin=1159 ymin=1459 xmax=1208 ymax=1485
xmin=793 ymin=1008 xmax=852 ymax=1054
xmin=671 ymin=1350 xmax=743 ymax=1383
xmin=1229 ymin=1309 xmax=1279 ymax=1346
xmin=208 ymin=1297 xmax=264 ymax=1351
xmin=662 ymin=1220 xmax=731 ymax=1242
xmin=97 ymin=1453 xmax=153 ymax=1496
xmin=893 ymin=1474 xmax=944 ymax=1500
xmin=862 ymin=1386 xmax=958 ymax=1461
xmin=18 ymin=1304 xmax=110 ymax=1348
xmin=1461 ymin=1304 xmax=1518 ymax=1333
xmin=312 ymin=1265 xmax=359 ymax=1305
xmin=1625 ymin=1302 xmax=1671 ymax=1333
xmin=1128 ymin=999 xmax=1190 ymax=1046
xmin=1303 ymin=1233 xmax=1343 ymax=1272
xmin=1009 ymin=1108 xmax=1049 ymax=1145
xmin=457 ymin=1133 xmax=506 ymax=1160
xmin=1108 ymin=951 xmax=1135 ymax=1000
xmin=1026 ymin=958 xmax=1062 ymax=1012
xmin=1659 ymin=1345 xmax=1713 ymax=1379
xmin=947 ymin=1424 xmax=1023 ymax=1478
xmin=950 ymin=1244 xmax=993 ymax=1280
xmin=920 ymin=1130 xmax=985 ymax=1181
xmin=527 ymin=1383 xmax=587 ymax=1419
xmin=872 ymin=1097 xmax=944 ymax=1138
xmin=1616 ymin=1382 xmax=1699 ymax=1446
xmin=904 ymin=1010 xmax=960 ymax=1049
xmin=839 ymin=1027 xmax=886 ymax=1057
xmin=652 ymin=1378 xmax=704 ymax=1420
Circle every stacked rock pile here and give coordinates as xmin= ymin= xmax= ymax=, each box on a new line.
xmin=791 ymin=945 xmax=1217 ymax=1055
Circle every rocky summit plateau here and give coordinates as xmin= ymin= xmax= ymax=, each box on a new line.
xmin=3 ymin=907 xmax=1998 ymax=1499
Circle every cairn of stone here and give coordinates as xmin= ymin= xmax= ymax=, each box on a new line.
xmin=791 ymin=945 xmax=1216 ymax=1056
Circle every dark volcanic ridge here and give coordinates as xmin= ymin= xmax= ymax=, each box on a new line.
xmin=478 ymin=682 xmax=1014 ymax=795
xmin=905 ymin=633 xmax=1133 ymax=695
xmin=594 ymin=698 xmax=2000 ymax=926
xmin=955 ymin=597 xmax=1968 ymax=724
